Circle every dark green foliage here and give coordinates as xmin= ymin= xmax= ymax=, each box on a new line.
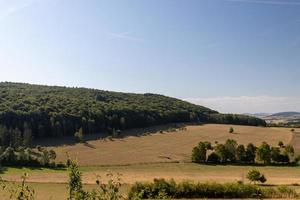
xmin=229 ymin=127 xmax=234 ymax=133
xmin=214 ymin=139 xmax=237 ymax=163
xmin=207 ymin=152 xmax=220 ymax=163
xmin=236 ymin=144 xmax=247 ymax=162
xmin=209 ymin=113 xmax=266 ymax=126
xmin=128 ymin=179 xmax=297 ymax=199
xmin=271 ymin=147 xmax=281 ymax=163
xmin=23 ymin=123 xmax=33 ymax=147
xmin=0 ymin=82 xmax=266 ymax=146
xmin=245 ymin=143 xmax=257 ymax=163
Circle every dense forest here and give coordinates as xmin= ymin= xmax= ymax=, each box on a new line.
xmin=0 ymin=82 xmax=266 ymax=146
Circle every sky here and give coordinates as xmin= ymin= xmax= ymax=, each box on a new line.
xmin=0 ymin=0 xmax=299 ymax=113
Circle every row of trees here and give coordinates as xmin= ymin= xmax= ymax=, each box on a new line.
xmin=0 ymin=82 xmax=266 ymax=146
xmin=0 ymin=146 xmax=57 ymax=167
xmin=192 ymin=140 xmax=296 ymax=165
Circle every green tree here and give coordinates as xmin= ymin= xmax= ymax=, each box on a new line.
xmin=215 ymin=144 xmax=227 ymax=162
xmin=191 ymin=142 xmax=208 ymax=163
xmin=245 ymin=143 xmax=256 ymax=163
xmin=270 ymin=147 xmax=281 ymax=163
xmin=229 ymin=127 xmax=234 ymax=134
xmin=224 ymin=139 xmax=237 ymax=162
xmin=236 ymin=144 xmax=246 ymax=162
xmin=256 ymin=142 xmax=271 ymax=164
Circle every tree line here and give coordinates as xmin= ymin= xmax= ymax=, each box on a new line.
xmin=192 ymin=140 xmax=297 ymax=165
xmin=0 ymin=82 xmax=266 ymax=146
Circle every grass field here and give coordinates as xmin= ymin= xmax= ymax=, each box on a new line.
xmin=41 ymin=124 xmax=294 ymax=166
xmin=2 ymin=162 xmax=300 ymax=185
xmin=2 ymin=163 xmax=300 ymax=199
xmin=0 ymin=182 xmax=131 ymax=200
xmin=1 ymin=124 xmax=299 ymax=199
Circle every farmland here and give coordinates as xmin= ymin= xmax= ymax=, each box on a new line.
xmin=0 ymin=124 xmax=299 ymax=199
xmin=43 ymin=124 xmax=293 ymax=166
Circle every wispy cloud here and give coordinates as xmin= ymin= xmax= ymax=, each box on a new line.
xmin=0 ymin=0 xmax=38 ymax=21
xmin=185 ymin=96 xmax=300 ymax=113
xmin=106 ymin=31 xmax=143 ymax=42
xmin=225 ymin=0 xmax=300 ymax=6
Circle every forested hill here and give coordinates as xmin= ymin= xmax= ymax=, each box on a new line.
xmin=0 ymin=82 xmax=266 ymax=142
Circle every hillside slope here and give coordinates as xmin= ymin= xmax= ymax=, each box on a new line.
xmin=0 ymin=82 xmax=266 ymax=142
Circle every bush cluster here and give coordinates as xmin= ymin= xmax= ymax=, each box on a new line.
xmin=67 ymin=159 xmax=123 ymax=200
xmin=128 ymin=178 xmax=297 ymax=199
xmin=0 ymin=146 xmax=57 ymax=167
xmin=192 ymin=140 xmax=297 ymax=165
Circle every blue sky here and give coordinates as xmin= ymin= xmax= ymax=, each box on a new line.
xmin=0 ymin=0 xmax=299 ymax=113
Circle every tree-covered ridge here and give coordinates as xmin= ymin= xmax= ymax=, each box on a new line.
xmin=0 ymin=82 xmax=266 ymax=142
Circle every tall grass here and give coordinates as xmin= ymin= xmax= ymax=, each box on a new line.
xmin=128 ymin=178 xmax=298 ymax=199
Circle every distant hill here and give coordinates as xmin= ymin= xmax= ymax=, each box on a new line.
xmin=268 ymin=112 xmax=300 ymax=118
xmin=262 ymin=112 xmax=300 ymax=125
xmin=0 ymin=82 xmax=266 ymax=146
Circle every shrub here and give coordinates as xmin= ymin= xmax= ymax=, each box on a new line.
xmin=127 ymin=179 xmax=297 ymax=199
xmin=278 ymin=141 xmax=284 ymax=148
xmin=67 ymin=158 xmax=124 ymax=200
xmin=229 ymin=127 xmax=234 ymax=133
xmin=93 ymin=172 xmax=124 ymax=200
xmin=247 ymin=169 xmax=267 ymax=184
